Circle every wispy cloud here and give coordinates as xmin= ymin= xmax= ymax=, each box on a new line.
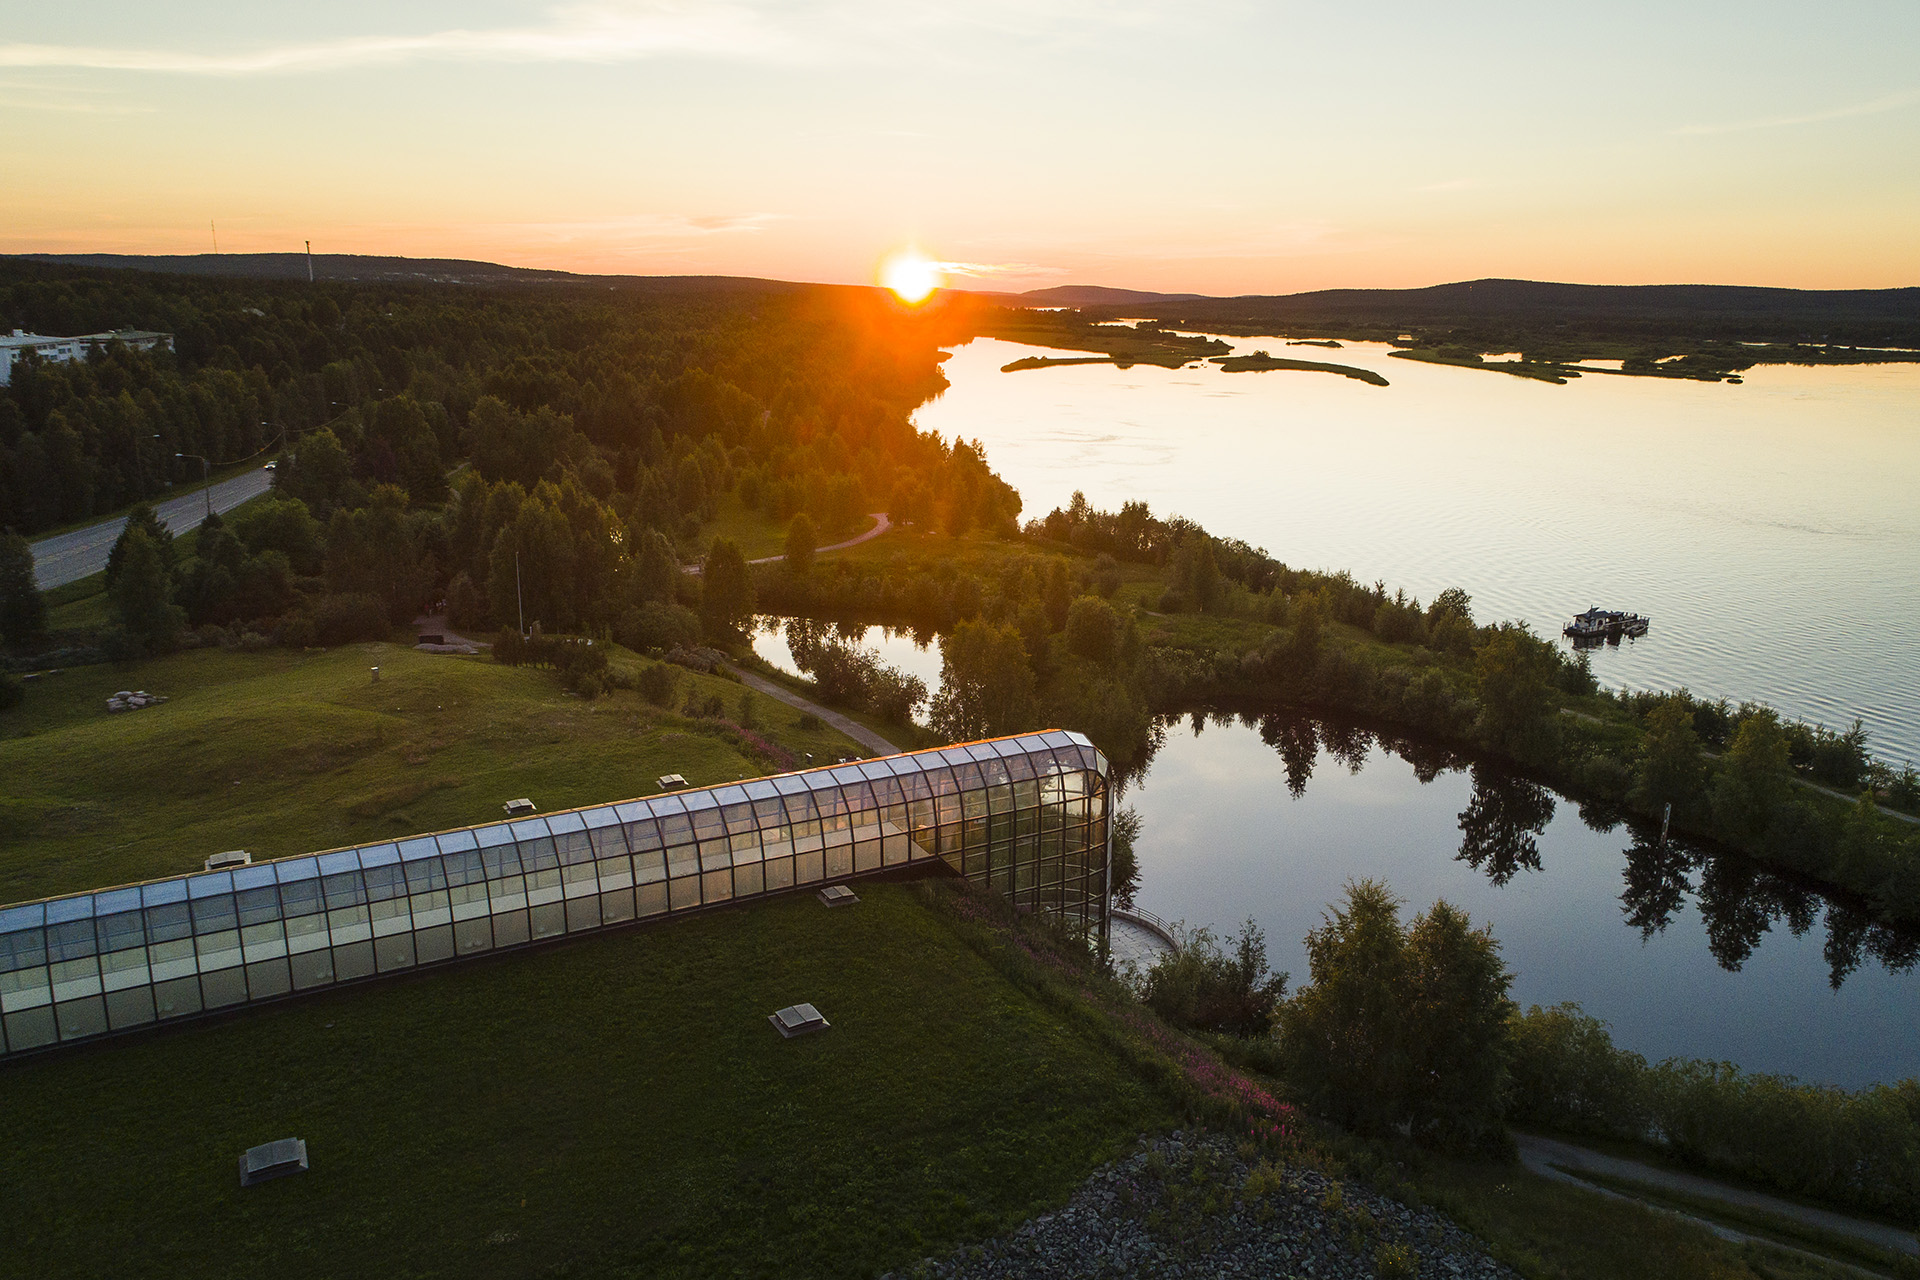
xmin=0 ymin=4 xmax=790 ymax=76
xmin=483 ymin=212 xmax=788 ymax=251
xmin=936 ymin=259 xmax=1067 ymax=280
xmin=1415 ymin=178 xmax=1472 ymax=193
xmin=1673 ymin=88 xmax=1920 ymax=136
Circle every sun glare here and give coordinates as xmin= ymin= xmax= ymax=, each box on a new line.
xmin=881 ymin=249 xmax=942 ymax=303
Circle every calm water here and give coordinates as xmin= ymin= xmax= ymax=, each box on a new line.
xmin=753 ymin=617 xmax=944 ymax=718
xmin=1124 ymin=714 xmax=1919 ymax=1089
xmin=916 ymin=337 xmax=1920 ymax=765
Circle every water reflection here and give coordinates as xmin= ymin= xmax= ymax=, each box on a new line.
xmin=1455 ymin=767 xmax=1556 ymax=887
xmin=1123 ymin=707 xmax=1917 ymax=992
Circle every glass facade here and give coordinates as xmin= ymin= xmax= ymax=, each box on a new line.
xmin=0 ymin=730 xmax=1109 ymax=1058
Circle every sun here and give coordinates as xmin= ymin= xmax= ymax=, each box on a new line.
xmin=881 ymin=249 xmax=942 ymax=303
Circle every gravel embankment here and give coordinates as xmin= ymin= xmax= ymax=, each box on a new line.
xmin=890 ymin=1130 xmax=1518 ymax=1280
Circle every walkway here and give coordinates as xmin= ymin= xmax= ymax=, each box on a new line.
xmin=749 ymin=512 xmax=891 ymax=564
xmin=725 ymin=662 xmax=898 ymax=757
xmin=1517 ymin=1132 xmax=1917 ymax=1264
xmin=29 ymin=468 xmax=276 ymax=589
xmin=687 ymin=513 xmax=894 ymax=574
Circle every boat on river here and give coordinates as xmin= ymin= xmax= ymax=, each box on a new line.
xmin=1565 ymin=606 xmax=1651 ymax=644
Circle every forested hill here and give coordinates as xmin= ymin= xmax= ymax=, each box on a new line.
xmin=8 ymin=252 xmax=802 ymax=294
xmin=1126 ymin=278 xmax=1920 ymax=347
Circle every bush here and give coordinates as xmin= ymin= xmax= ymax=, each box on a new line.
xmin=637 ymin=662 xmax=678 ymax=706
xmin=0 ymin=671 xmax=22 ymax=712
xmin=616 ymin=601 xmax=702 ymax=653
xmin=275 ymin=613 xmax=318 ymax=648
xmin=1064 ymin=595 xmax=1123 ymax=663
xmin=1139 ymin=919 xmax=1288 ymax=1039
xmin=311 ymin=593 xmax=391 ymax=646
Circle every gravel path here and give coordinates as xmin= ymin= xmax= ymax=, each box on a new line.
xmin=889 ymin=1130 xmax=1518 ymax=1280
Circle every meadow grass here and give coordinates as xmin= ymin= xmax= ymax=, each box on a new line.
xmin=0 ymin=642 xmax=867 ymax=904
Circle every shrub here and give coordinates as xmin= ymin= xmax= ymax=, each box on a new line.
xmin=637 ymin=662 xmax=678 ymax=706
xmin=615 ymin=601 xmax=701 ymax=653
xmin=1139 ymin=919 xmax=1288 ymax=1039
xmin=0 ymin=672 xmax=22 ymax=712
xmin=311 ymin=593 xmax=389 ymax=646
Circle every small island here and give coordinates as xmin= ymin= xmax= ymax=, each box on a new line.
xmin=1210 ymin=351 xmax=1389 ymax=385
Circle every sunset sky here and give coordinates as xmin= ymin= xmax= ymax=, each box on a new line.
xmin=4 ymin=1 xmax=1916 ymax=294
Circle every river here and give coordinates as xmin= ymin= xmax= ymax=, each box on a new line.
xmin=915 ymin=336 xmax=1920 ymax=767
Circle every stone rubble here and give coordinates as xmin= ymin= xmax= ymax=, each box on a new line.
xmin=890 ymin=1131 xmax=1519 ymax=1280
xmin=106 ymin=690 xmax=168 ymax=713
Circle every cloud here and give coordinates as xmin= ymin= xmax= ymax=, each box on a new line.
xmin=935 ymin=259 xmax=1067 ymax=280
xmin=1673 ymin=88 xmax=1920 ymax=136
xmin=1415 ymin=178 xmax=1472 ymax=193
xmin=0 ymin=4 xmax=790 ymax=76
xmin=488 ymin=212 xmax=788 ymax=248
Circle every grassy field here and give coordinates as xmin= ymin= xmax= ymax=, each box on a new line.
xmin=0 ymin=882 xmax=1176 ymax=1280
xmin=0 ymin=642 xmax=870 ymax=904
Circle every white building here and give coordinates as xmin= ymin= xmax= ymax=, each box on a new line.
xmin=0 ymin=328 xmax=173 ymax=387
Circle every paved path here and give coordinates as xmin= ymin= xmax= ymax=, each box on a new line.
xmin=725 ymin=662 xmax=898 ymax=757
xmin=1517 ymin=1132 xmax=1917 ymax=1262
xmin=29 ymin=469 xmax=276 ymax=589
xmin=688 ymin=513 xmax=894 ymax=574
xmin=748 ymin=512 xmax=892 ymax=564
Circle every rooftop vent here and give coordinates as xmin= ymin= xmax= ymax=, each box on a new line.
xmin=238 ymin=1137 xmax=309 ymax=1187
xmin=656 ymin=774 xmax=687 ymax=790
xmin=502 ymin=798 xmax=537 ymax=817
xmin=817 ymin=885 xmax=859 ymax=908
xmin=768 ymin=1003 xmax=830 ymax=1039
xmin=205 ymin=850 xmax=251 ymax=872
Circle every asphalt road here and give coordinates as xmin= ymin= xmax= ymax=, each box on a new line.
xmin=29 ymin=468 xmax=277 ymax=589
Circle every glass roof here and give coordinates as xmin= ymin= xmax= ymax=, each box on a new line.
xmin=0 ymin=730 xmax=1100 ymax=925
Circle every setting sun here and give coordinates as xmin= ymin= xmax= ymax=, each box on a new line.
xmin=881 ymin=249 xmax=942 ymax=303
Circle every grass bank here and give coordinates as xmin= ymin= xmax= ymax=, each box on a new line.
xmin=0 ymin=642 xmax=868 ymax=903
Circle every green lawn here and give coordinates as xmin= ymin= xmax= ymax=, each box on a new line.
xmin=0 ymin=883 xmax=1176 ymax=1280
xmin=0 ymin=643 xmax=869 ymax=904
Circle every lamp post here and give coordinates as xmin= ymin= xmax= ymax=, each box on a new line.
xmin=176 ymin=453 xmax=212 ymax=522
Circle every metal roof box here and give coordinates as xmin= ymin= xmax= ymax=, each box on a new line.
xmin=817 ymin=885 xmax=859 ymax=908
xmin=768 ymin=1002 xmax=830 ymax=1039
xmin=239 ymin=1137 xmax=309 ymax=1187
xmin=502 ymin=798 xmax=536 ymax=817
xmin=204 ymin=850 xmax=251 ymax=872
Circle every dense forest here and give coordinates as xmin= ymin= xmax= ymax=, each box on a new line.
xmin=0 ymin=260 xmax=1016 ymax=648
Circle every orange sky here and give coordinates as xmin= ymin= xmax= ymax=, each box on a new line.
xmin=4 ymin=3 xmax=1916 ymax=293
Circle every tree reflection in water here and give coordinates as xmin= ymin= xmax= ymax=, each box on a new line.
xmin=1119 ymin=708 xmax=1918 ymax=990
xmin=1454 ymin=765 xmax=1555 ymax=887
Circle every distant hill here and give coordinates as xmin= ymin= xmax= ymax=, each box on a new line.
xmin=1136 ymin=278 xmax=1920 ymax=345
xmin=1012 ymin=285 xmax=1208 ymax=306
xmin=9 ymin=252 xmax=804 ymax=294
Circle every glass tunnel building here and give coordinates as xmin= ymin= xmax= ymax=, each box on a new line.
xmin=0 ymin=730 xmax=1110 ymax=1059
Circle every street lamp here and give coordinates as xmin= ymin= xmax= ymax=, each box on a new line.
xmin=176 ymin=453 xmax=212 ymax=521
